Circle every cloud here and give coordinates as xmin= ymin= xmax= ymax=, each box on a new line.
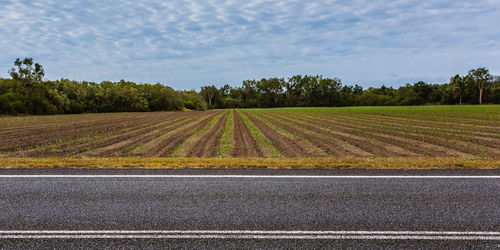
xmin=0 ymin=0 xmax=499 ymax=89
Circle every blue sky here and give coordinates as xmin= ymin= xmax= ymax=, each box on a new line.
xmin=1 ymin=0 xmax=499 ymax=90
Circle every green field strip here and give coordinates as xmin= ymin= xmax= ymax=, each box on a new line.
xmin=249 ymin=105 xmax=500 ymax=122
xmin=171 ymin=111 xmax=227 ymax=156
xmin=236 ymin=110 xmax=282 ymax=158
xmin=216 ymin=109 xmax=235 ymax=157
xmin=340 ymin=111 xmax=498 ymax=127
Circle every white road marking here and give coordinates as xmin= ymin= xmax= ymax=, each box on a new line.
xmin=0 ymin=230 xmax=499 ymax=240
xmin=0 ymin=175 xmax=499 ymax=178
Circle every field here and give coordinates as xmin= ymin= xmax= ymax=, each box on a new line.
xmin=0 ymin=105 xmax=499 ymax=168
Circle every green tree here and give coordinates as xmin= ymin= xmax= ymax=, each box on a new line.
xmin=8 ymin=58 xmax=45 ymax=89
xmin=468 ymin=68 xmax=492 ymax=104
xmin=449 ymin=74 xmax=465 ymax=104
xmin=200 ymin=85 xmax=218 ymax=107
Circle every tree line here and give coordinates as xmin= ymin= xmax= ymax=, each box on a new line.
xmin=0 ymin=58 xmax=206 ymax=114
xmin=201 ymin=69 xmax=500 ymax=108
xmin=1 ymin=58 xmax=499 ymax=115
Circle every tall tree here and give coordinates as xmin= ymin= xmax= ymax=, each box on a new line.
xmin=200 ymin=85 xmax=218 ymax=107
xmin=468 ymin=68 xmax=492 ymax=104
xmin=449 ymin=74 xmax=465 ymax=104
xmin=8 ymin=57 xmax=45 ymax=88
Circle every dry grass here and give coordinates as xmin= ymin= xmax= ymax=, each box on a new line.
xmin=0 ymin=157 xmax=498 ymax=169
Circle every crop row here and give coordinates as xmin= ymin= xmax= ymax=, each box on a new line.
xmin=1 ymin=107 xmax=499 ymax=158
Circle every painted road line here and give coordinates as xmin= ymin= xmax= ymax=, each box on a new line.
xmin=1 ymin=230 xmax=500 ymax=235
xmin=0 ymin=175 xmax=499 ymax=178
xmin=0 ymin=231 xmax=499 ymax=240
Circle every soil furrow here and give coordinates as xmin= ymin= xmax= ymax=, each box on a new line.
xmin=230 ymin=111 xmax=264 ymax=157
xmin=243 ymin=112 xmax=315 ymax=157
xmin=341 ymin=114 xmax=500 ymax=141
xmin=297 ymin=114 xmax=494 ymax=157
xmin=351 ymin=114 xmax=500 ymax=134
xmin=83 ymin=113 xmax=205 ymax=157
xmin=307 ymin=113 xmax=500 ymax=149
xmin=10 ymin=113 xmax=200 ymax=157
xmin=0 ymin=113 xmax=176 ymax=151
xmin=138 ymin=111 xmax=222 ymax=157
xmin=269 ymin=113 xmax=415 ymax=157
xmin=185 ymin=111 xmax=229 ymax=157
xmin=254 ymin=113 xmax=352 ymax=157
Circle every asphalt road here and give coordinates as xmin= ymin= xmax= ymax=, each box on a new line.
xmin=0 ymin=168 xmax=499 ymax=249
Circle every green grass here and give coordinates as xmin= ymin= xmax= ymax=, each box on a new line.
xmin=245 ymin=105 xmax=500 ymax=120
xmin=237 ymin=110 xmax=282 ymax=157
xmin=217 ymin=109 xmax=234 ymax=157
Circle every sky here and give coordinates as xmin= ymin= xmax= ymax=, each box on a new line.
xmin=0 ymin=0 xmax=499 ymax=90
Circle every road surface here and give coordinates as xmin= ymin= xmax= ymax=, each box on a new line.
xmin=0 ymin=168 xmax=499 ymax=248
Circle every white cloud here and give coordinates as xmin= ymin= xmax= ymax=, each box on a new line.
xmin=0 ymin=0 xmax=499 ymax=88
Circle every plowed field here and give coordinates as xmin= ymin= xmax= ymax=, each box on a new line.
xmin=1 ymin=105 xmax=499 ymax=159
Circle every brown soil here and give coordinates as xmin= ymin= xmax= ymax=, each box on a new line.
xmin=297 ymin=114 xmax=498 ymax=157
xmin=230 ymin=111 xmax=264 ymax=157
xmin=345 ymin=114 xmax=500 ymax=142
xmin=2 ymin=109 xmax=498 ymax=158
xmin=272 ymin=114 xmax=411 ymax=157
xmin=256 ymin=113 xmax=356 ymax=157
xmin=0 ymin=112 xmax=178 ymax=152
xmin=10 ymin=112 xmax=200 ymax=157
xmin=243 ymin=112 xmax=315 ymax=157
xmin=185 ymin=111 xmax=230 ymax=157
xmin=352 ymin=114 xmax=500 ymax=134
xmin=138 ymin=111 xmax=222 ymax=157
xmin=83 ymin=113 xmax=204 ymax=157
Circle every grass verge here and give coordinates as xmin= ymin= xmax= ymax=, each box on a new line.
xmin=0 ymin=157 xmax=498 ymax=169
